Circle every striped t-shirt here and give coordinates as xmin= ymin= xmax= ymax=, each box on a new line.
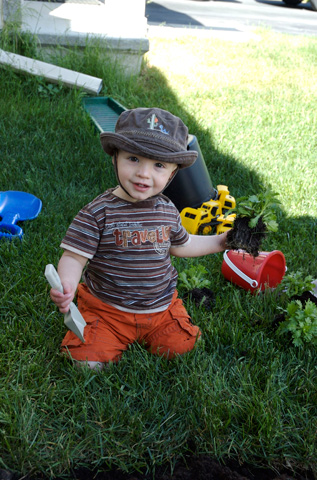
xmin=60 ymin=188 xmax=190 ymax=313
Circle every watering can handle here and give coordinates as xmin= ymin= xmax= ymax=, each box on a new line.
xmin=223 ymin=250 xmax=258 ymax=288
xmin=0 ymin=224 xmax=23 ymax=240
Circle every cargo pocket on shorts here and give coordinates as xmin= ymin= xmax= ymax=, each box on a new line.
xmin=171 ymin=313 xmax=200 ymax=338
xmin=170 ymin=296 xmax=198 ymax=335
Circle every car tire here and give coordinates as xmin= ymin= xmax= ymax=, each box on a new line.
xmin=310 ymin=0 xmax=317 ymax=10
xmin=283 ymin=0 xmax=302 ymax=5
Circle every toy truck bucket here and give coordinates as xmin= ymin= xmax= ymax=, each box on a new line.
xmin=163 ymin=135 xmax=217 ymax=212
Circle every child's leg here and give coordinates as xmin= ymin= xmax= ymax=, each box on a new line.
xmin=142 ymin=291 xmax=201 ymax=359
xmin=61 ymin=284 xmax=138 ymax=364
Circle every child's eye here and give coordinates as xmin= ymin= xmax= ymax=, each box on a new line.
xmin=129 ymin=156 xmax=139 ymax=163
xmin=155 ymin=162 xmax=165 ymax=169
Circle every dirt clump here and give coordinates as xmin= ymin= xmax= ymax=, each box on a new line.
xmin=226 ymin=216 xmax=267 ymax=257
xmin=182 ymin=287 xmax=215 ymax=310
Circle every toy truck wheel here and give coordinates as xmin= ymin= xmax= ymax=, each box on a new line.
xmin=203 ymin=225 xmax=212 ymax=235
xmin=198 ymin=224 xmax=212 ymax=235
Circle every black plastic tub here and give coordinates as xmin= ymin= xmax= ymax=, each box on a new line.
xmin=163 ymin=134 xmax=217 ymax=211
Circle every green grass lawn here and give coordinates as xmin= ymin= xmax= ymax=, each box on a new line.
xmin=0 ymin=27 xmax=316 ymax=478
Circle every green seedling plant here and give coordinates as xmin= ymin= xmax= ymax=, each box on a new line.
xmin=277 ymin=299 xmax=317 ymax=347
xmin=230 ymin=188 xmax=281 ymax=232
xmin=226 ymin=187 xmax=281 ymax=256
xmin=278 ymin=270 xmax=315 ymax=299
xmin=178 ymin=265 xmax=211 ymax=292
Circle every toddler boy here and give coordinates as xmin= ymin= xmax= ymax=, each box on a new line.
xmin=50 ymin=107 xmax=228 ymax=369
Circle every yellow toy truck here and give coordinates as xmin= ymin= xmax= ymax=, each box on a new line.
xmin=180 ymin=185 xmax=236 ymax=235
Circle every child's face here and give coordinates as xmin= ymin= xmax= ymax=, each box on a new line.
xmin=113 ymin=150 xmax=177 ymax=202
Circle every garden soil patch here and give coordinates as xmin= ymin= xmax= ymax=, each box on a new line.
xmin=182 ymin=287 xmax=215 ymax=310
xmin=5 ymin=456 xmax=315 ymax=480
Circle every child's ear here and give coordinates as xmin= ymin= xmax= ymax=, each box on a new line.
xmin=169 ymin=167 xmax=178 ymax=181
xmin=112 ymin=150 xmax=119 ymax=165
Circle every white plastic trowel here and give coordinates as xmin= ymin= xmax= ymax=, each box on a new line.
xmin=45 ymin=264 xmax=86 ymax=343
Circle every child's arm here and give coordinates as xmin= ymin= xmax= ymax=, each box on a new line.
xmin=50 ymin=250 xmax=88 ymax=313
xmin=170 ymin=231 xmax=228 ymax=258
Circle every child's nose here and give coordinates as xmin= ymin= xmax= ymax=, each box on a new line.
xmin=137 ymin=163 xmax=151 ymax=177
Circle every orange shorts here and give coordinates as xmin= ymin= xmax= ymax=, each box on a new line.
xmin=61 ymin=283 xmax=201 ymax=363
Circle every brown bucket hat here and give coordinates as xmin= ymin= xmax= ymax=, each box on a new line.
xmin=100 ymin=107 xmax=198 ymax=169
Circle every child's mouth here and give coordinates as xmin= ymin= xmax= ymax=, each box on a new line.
xmin=133 ymin=183 xmax=150 ymax=192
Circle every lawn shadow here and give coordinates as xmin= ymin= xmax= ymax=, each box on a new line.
xmin=119 ymin=67 xmax=270 ymax=205
xmin=118 ymin=63 xmax=316 ymax=272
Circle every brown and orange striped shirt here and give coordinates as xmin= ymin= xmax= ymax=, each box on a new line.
xmin=60 ymin=188 xmax=190 ymax=313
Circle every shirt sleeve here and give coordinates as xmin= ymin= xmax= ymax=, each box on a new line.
xmin=60 ymin=208 xmax=101 ymax=259
xmin=170 ymin=209 xmax=190 ymax=247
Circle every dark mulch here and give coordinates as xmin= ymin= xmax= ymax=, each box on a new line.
xmin=226 ymin=217 xmax=267 ymax=257
xmin=73 ymin=457 xmax=316 ymax=480
xmin=290 ymin=290 xmax=317 ymax=306
xmin=182 ymin=287 xmax=215 ymax=311
xmin=3 ymin=455 xmax=314 ymax=480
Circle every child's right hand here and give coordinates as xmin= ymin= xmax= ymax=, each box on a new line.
xmin=50 ymin=282 xmax=75 ymax=314
xmin=50 ymin=250 xmax=87 ymax=313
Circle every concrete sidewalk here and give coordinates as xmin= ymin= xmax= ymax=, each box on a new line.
xmin=1 ymin=0 xmax=149 ymax=75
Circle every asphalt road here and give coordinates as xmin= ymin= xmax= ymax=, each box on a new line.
xmin=145 ymin=0 xmax=317 ymax=37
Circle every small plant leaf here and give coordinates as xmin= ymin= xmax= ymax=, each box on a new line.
xmin=248 ymin=195 xmax=260 ymax=203
xmin=277 ymin=299 xmax=317 ymax=347
xmin=178 ymin=264 xmax=211 ymax=292
xmin=249 ymin=214 xmax=261 ymax=229
xmin=227 ymin=187 xmax=280 ymax=232
xmin=265 ymin=220 xmax=279 ymax=232
xmin=278 ymin=271 xmax=315 ymax=298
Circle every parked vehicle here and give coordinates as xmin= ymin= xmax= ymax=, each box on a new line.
xmin=283 ymin=0 xmax=316 ymax=10
xmin=190 ymin=0 xmax=316 ymax=11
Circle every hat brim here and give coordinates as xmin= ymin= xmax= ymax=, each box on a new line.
xmin=100 ymin=132 xmax=197 ymax=169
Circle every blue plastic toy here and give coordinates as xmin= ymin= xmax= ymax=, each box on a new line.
xmin=0 ymin=191 xmax=42 ymax=240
